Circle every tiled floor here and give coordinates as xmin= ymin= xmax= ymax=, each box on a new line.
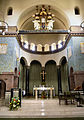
xmin=0 ymin=98 xmax=84 ymax=118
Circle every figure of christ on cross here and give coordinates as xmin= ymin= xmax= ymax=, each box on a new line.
xmin=40 ymin=70 xmax=46 ymax=82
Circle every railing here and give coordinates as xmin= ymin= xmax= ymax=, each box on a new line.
xmin=19 ymin=38 xmax=68 ymax=54
xmin=1 ymin=26 xmax=84 ymax=54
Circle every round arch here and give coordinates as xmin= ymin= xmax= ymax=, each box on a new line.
xmin=19 ymin=57 xmax=28 ymax=92
xmin=45 ymin=60 xmax=57 ymax=66
xmin=30 ymin=60 xmax=42 ymax=67
xmin=20 ymin=57 xmax=28 ymax=66
xmin=59 ymin=56 xmax=69 ymax=93
xmin=59 ymin=56 xmax=67 ymax=66
xmin=17 ymin=4 xmax=70 ymax=30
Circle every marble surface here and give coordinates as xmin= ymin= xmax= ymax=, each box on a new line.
xmin=0 ymin=98 xmax=84 ymax=118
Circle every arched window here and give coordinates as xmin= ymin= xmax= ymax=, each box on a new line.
xmin=30 ymin=43 xmax=35 ymax=51
xmin=80 ymin=21 xmax=84 ymax=28
xmin=51 ymin=43 xmax=56 ymax=51
xmin=7 ymin=7 xmax=13 ymax=15
xmin=58 ymin=40 xmax=62 ymax=49
xmin=0 ymin=21 xmax=8 ymax=33
xmin=24 ymin=41 xmax=28 ymax=49
xmin=44 ymin=44 xmax=49 ymax=51
xmin=37 ymin=44 xmax=42 ymax=51
xmin=74 ymin=7 xmax=80 ymax=15
xmin=62 ymin=36 xmax=66 ymax=45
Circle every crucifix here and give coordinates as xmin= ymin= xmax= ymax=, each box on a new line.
xmin=40 ymin=70 xmax=46 ymax=82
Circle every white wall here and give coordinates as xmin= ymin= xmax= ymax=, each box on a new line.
xmin=20 ymin=47 xmax=67 ymax=66
xmin=0 ymin=0 xmax=84 ymax=27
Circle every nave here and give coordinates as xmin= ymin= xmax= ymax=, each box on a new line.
xmin=0 ymin=98 xmax=84 ymax=118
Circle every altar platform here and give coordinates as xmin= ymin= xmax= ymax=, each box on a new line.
xmin=0 ymin=98 xmax=84 ymax=118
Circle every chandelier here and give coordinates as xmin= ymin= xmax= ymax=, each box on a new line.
xmin=32 ymin=5 xmax=55 ymax=30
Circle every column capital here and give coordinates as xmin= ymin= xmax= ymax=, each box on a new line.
xmin=25 ymin=65 xmax=30 ymax=69
xmin=42 ymin=67 xmax=45 ymax=70
xmin=57 ymin=65 xmax=61 ymax=69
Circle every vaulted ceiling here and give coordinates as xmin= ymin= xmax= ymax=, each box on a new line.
xmin=18 ymin=5 xmax=69 ymax=45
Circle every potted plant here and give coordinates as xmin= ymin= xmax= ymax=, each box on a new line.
xmin=9 ymin=97 xmax=20 ymax=110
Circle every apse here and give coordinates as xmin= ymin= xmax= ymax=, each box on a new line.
xmin=17 ymin=5 xmax=69 ymax=51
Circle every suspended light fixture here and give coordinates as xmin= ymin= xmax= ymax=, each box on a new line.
xmin=32 ymin=5 xmax=55 ymax=30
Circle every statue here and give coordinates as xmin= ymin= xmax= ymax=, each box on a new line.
xmin=32 ymin=20 xmax=40 ymax=30
xmin=47 ymin=20 xmax=54 ymax=30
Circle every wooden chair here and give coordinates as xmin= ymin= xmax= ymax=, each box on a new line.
xmin=59 ymin=92 xmax=75 ymax=105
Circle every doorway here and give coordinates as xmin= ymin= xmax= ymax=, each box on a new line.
xmin=0 ymin=80 xmax=6 ymax=99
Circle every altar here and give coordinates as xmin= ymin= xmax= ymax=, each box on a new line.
xmin=33 ymin=85 xmax=54 ymax=99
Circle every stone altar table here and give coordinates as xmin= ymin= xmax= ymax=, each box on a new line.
xmin=33 ymin=86 xmax=54 ymax=99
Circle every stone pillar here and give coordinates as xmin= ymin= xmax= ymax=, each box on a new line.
xmin=28 ymin=44 xmax=30 ymax=50
xmin=22 ymin=66 xmax=24 ymax=90
xmin=49 ymin=46 xmax=51 ymax=51
xmin=56 ymin=44 xmax=58 ymax=50
xmin=35 ymin=45 xmax=37 ymax=51
xmin=26 ymin=66 xmax=30 ymax=95
xmin=21 ymin=65 xmax=26 ymax=91
xmin=42 ymin=46 xmax=44 ymax=52
xmin=57 ymin=65 xmax=62 ymax=94
xmin=24 ymin=65 xmax=27 ymax=91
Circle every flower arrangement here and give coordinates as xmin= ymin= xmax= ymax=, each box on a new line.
xmin=41 ymin=91 xmax=46 ymax=99
xmin=9 ymin=97 xmax=20 ymax=110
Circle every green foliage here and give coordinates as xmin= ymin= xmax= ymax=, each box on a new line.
xmin=41 ymin=91 xmax=47 ymax=99
xmin=9 ymin=97 xmax=20 ymax=111
xmin=41 ymin=81 xmax=46 ymax=86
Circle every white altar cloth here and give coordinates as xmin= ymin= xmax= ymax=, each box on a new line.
xmin=33 ymin=86 xmax=54 ymax=99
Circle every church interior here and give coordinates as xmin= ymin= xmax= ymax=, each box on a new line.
xmin=0 ymin=0 xmax=84 ymax=118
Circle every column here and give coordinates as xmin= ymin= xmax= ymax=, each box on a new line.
xmin=23 ymin=65 xmax=27 ymax=91
xmin=35 ymin=89 xmax=38 ymax=100
xmin=26 ymin=66 xmax=30 ymax=96
xmin=57 ymin=65 xmax=62 ymax=94
xmin=50 ymin=88 xmax=53 ymax=99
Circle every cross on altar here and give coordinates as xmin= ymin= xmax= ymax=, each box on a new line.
xmin=40 ymin=70 xmax=46 ymax=81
